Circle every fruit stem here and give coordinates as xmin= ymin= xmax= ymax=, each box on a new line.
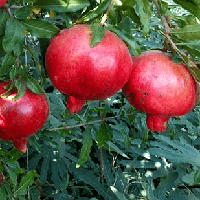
xmin=100 ymin=0 xmax=115 ymax=26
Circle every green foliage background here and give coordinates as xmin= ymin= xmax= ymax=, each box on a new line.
xmin=0 ymin=0 xmax=200 ymax=199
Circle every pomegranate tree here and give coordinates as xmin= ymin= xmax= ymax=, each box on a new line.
xmin=123 ymin=50 xmax=197 ymax=132
xmin=45 ymin=24 xmax=133 ymax=114
xmin=0 ymin=81 xmax=49 ymax=152
xmin=0 ymin=0 xmax=7 ymax=7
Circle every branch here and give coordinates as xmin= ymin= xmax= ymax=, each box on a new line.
xmin=100 ymin=0 xmax=115 ymax=26
xmin=47 ymin=113 xmax=133 ymax=131
xmin=152 ymin=0 xmax=198 ymax=69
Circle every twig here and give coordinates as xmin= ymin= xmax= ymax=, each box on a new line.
xmin=177 ymin=184 xmax=200 ymax=189
xmin=47 ymin=113 xmax=133 ymax=131
xmin=100 ymin=0 xmax=115 ymax=26
xmin=152 ymin=0 xmax=198 ymax=68
xmin=98 ymin=147 xmax=104 ymax=183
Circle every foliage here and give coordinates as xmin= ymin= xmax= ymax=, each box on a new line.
xmin=0 ymin=0 xmax=200 ymax=199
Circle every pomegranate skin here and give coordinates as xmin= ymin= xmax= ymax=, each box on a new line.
xmin=45 ymin=24 xmax=132 ymax=113
xmin=0 ymin=0 xmax=7 ymax=7
xmin=123 ymin=50 xmax=197 ymax=132
xmin=0 ymin=81 xmax=49 ymax=151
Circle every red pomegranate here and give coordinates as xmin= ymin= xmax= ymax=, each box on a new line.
xmin=0 ymin=81 xmax=49 ymax=152
xmin=0 ymin=0 xmax=7 ymax=7
xmin=123 ymin=50 xmax=197 ymax=132
xmin=45 ymin=24 xmax=133 ymax=114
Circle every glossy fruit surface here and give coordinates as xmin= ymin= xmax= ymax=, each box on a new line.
xmin=0 ymin=81 xmax=49 ymax=152
xmin=45 ymin=24 xmax=132 ymax=114
xmin=0 ymin=0 xmax=7 ymax=7
xmin=123 ymin=50 xmax=197 ymax=132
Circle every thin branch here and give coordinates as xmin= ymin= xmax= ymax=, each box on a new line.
xmin=100 ymin=0 xmax=115 ymax=26
xmin=152 ymin=0 xmax=198 ymax=68
xmin=47 ymin=113 xmax=133 ymax=131
xmin=98 ymin=147 xmax=104 ymax=183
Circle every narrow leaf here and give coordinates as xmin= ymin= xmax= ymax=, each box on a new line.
xmin=15 ymin=170 xmax=38 ymax=196
xmin=2 ymin=18 xmax=24 ymax=56
xmin=97 ymin=122 xmax=112 ymax=147
xmin=13 ymin=79 xmax=26 ymax=100
xmin=80 ymin=0 xmax=111 ymax=22
xmin=172 ymin=24 xmax=200 ymax=41
xmin=40 ymin=151 xmax=51 ymax=183
xmin=0 ymin=12 xmax=9 ymax=36
xmin=1 ymin=53 xmax=16 ymax=74
xmin=6 ymin=168 xmax=18 ymax=186
xmin=91 ymin=23 xmax=105 ymax=47
xmin=110 ymin=186 xmax=128 ymax=200
xmin=21 ymin=19 xmax=59 ymax=38
xmin=25 ymin=75 xmax=42 ymax=94
xmin=106 ymin=24 xmax=141 ymax=56
xmin=76 ymin=128 xmax=93 ymax=168
xmin=36 ymin=0 xmax=90 ymax=12
xmin=173 ymin=0 xmax=200 ymax=20
xmin=134 ymin=0 xmax=150 ymax=36
xmin=70 ymin=165 xmax=116 ymax=199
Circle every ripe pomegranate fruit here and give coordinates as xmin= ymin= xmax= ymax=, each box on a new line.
xmin=0 ymin=81 xmax=49 ymax=152
xmin=0 ymin=0 xmax=7 ymax=7
xmin=45 ymin=24 xmax=132 ymax=114
xmin=123 ymin=50 xmax=197 ymax=132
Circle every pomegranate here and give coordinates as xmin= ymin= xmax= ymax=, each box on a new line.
xmin=0 ymin=0 xmax=7 ymax=7
xmin=123 ymin=50 xmax=197 ymax=132
xmin=45 ymin=24 xmax=132 ymax=114
xmin=0 ymin=81 xmax=49 ymax=152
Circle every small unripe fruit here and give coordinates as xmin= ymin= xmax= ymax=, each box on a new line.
xmin=123 ymin=50 xmax=197 ymax=132
xmin=45 ymin=24 xmax=133 ymax=114
xmin=0 ymin=81 xmax=49 ymax=152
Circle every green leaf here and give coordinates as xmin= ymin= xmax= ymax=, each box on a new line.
xmin=194 ymin=167 xmax=200 ymax=184
xmin=173 ymin=0 xmax=200 ymax=20
xmin=15 ymin=5 xmax=31 ymax=19
xmin=21 ymin=19 xmax=59 ymax=38
xmin=1 ymin=53 xmax=16 ymax=75
xmin=107 ymin=141 xmax=129 ymax=159
xmin=121 ymin=0 xmax=136 ymax=7
xmin=158 ymin=0 xmax=168 ymax=15
xmin=149 ymin=135 xmax=200 ymax=167
xmin=1 ymin=82 xmax=15 ymax=99
xmin=189 ymin=67 xmax=200 ymax=82
xmin=80 ymin=0 xmax=111 ymax=22
xmin=36 ymin=0 xmax=90 ymax=12
xmin=6 ymin=167 xmax=18 ymax=186
xmin=15 ymin=170 xmax=38 ymax=196
xmin=0 ymin=186 xmax=6 ymax=200
xmin=97 ymin=122 xmax=112 ymax=147
xmin=13 ymin=79 xmax=26 ymax=101
xmin=0 ymin=12 xmax=9 ymax=36
xmin=51 ymin=160 xmax=62 ymax=190
xmin=40 ymin=150 xmax=51 ymax=183
xmin=2 ymin=18 xmax=24 ymax=56
xmin=172 ymin=24 xmax=200 ymax=41
xmin=110 ymin=186 xmax=128 ymax=200
xmin=10 ymin=65 xmax=18 ymax=80
xmin=134 ymin=0 xmax=150 ymax=36
xmin=106 ymin=24 xmax=141 ymax=56
xmin=90 ymin=23 xmax=105 ymax=47
xmin=76 ymin=128 xmax=93 ymax=168
xmin=24 ymin=74 xmax=42 ymax=94
xmin=70 ymin=165 xmax=116 ymax=199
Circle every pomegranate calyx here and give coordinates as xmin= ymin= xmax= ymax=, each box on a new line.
xmin=146 ymin=114 xmax=169 ymax=133
xmin=13 ymin=137 xmax=28 ymax=153
xmin=67 ymin=96 xmax=86 ymax=114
